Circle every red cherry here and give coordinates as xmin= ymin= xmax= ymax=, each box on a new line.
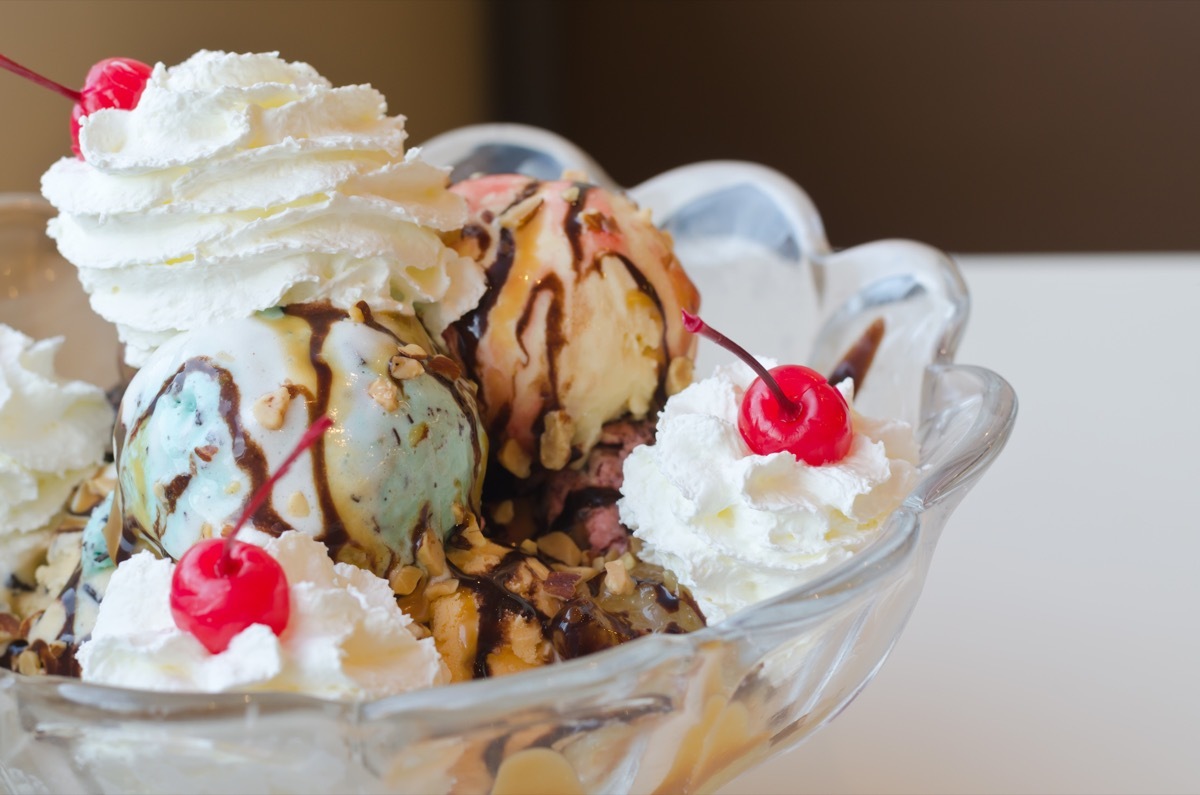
xmin=70 ymin=58 xmax=153 ymax=158
xmin=681 ymin=310 xmax=854 ymax=466
xmin=0 ymin=53 xmax=151 ymax=159
xmin=739 ymin=364 xmax=852 ymax=465
xmin=168 ymin=415 xmax=333 ymax=655
xmin=170 ymin=538 xmax=290 ymax=655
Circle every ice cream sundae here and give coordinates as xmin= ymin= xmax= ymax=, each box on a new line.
xmin=1 ymin=48 xmax=912 ymax=698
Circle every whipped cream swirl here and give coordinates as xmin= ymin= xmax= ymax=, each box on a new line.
xmin=619 ymin=360 xmax=919 ymax=623
xmin=0 ymin=325 xmax=114 ymax=537
xmin=41 ymin=51 xmax=484 ymax=366
xmin=77 ymin=530 xmax=448 ymax=698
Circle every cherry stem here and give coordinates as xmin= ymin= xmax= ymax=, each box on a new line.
xmin=681 ymin=309 xmax=799 ymax=415
xmin=219 ymin=415 xmax=334 ymax=574
xmin=0 ymin=53 xmax=82 ymax=102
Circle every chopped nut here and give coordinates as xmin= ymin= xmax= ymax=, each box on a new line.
xmin=519 ymin=538 xmax=539 ymax=556
xmin=16 ymin=649 xmax=42 ymax=676
xmin=579 ymin=208 xmax=605 ymax=232
xmin=505 ymin=195 xmax=544 ymax=229
xmin=604 ymin=560 xmax=635 ymax=596
xmin=666 ymin=356 xmax=694 ymax=396
xmin=560 ymin=185 xmax=581 ymax=203
xmin=336 ymin=545 xmax=371 ymax=570
xmin=539 ymin=410 xmax=575 ymax=471
xmin=498 ymin=438 xmax=532 ymax=479
xmin=537 ymin=532 xmax=583 ymax=567
xmin=452 ymin=502 xmax=467 ymax=525
xmin=527 ymin=557 xmax=551 ymax=580
xmin=287 ymin=491 xmax=310 ymax=518
xmin=0 ymin=613 xmax=21 ymax=645
xmin=389 ymin=355 xmax=424 ymax=381
xmin=416 ymin=527 xmax=447 ymax=578
xmin=368 ymin=376 xmax=401 ymax=411
xmin=424 ymin=579 xmax=460 ymax=600
xmin=427 ymin=355 xmax=463 ymax=381
xmin=27 ymin=602 xmax=65 ymax=644
xmin=543 ymin=571 xmax=580 ymax=599
xmin=406 ymin=621 xmax=431 ymax=640
xmin=549 ymin=563 xmax=602 ymax=580
xmin=193 ymin=445 xmax=219 ymax=463
xmin=253 ymin=387 xmax=291 ymax=430
xmin=397 ymin=342 xmax=428 ymax=360
xmin=348 ymin=303 xmax=366 ymax=323
xmin=389 ymin=565 xmax=424 ymax=596
xmin=620 ymin=552 xmax=637 ymax=572
xmin=447 ymin=520 xmax=511 ymax=575
xmin=225 ymin=481 xmax=241 ymax=495
xmin=492 ymin=500 xmax=515 ymax=525
xmin=199 ymin=522 xmax=214 ymax=540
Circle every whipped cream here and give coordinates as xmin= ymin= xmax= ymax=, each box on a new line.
xmin=41 ymin=50 xmax=484 ymax=366
xmin=77 ymin=530 xmax=448 ymax=698
xmin=618 ymin=360 xmax=918 ymax=623
xmin=0 ymin=325 xmax=114 ymax=537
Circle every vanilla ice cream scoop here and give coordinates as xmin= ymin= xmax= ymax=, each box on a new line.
xmin=112 ymin=304 xmax=485 ymax=580
xmin=40 ymin=50 xmax=485 ymax=367
xmin=445 ymin=175 xmax=699 ymax=478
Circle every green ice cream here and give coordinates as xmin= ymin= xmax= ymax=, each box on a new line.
xmin=112 ymin=303 xmax=486 ymax=578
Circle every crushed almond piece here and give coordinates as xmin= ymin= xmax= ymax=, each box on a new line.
xmin=287 ymin=491 xmax=310 ymax=518
xmin=389 ymin=565 xmax=424 ymax=596
xmin=498 ymin=438 xmax=532 ymax=479
xmin=16 ymin=649 xmax=42 ymax=676
xmin=492 ymin=500 xmax=515 ymax=524
xmin=424 ymin=579 xmax=460 ymax=600
xmin=560 ymin=185 xmax=581 ymax=203
xmin=505 ymin=195 xmax=544 ymax=229
xmin=348 ymin=304 xmax=366 ymax=323
xmin=253 ymin=387 xmax=291 ymax=430
xmin=666 ymin=356 xmax=694 ymax=396
xmin=368 ymin=376 xmax=401 ymax=411
xmin=225 ymin=481 xmax=241 ymax=495
xmin=527 ymin=557 xmax=551 ymax=580
xmin=604 ymin=560 xmax=635 ymax=596
xmin=537 ymin=531 xmax=582 ymax=566
xmin=543 ymin=571 xmax=580 ymax=599
xmin=416 ymin=527 xmax=447 ymax=577
xmin=539 ymin=410 xmax=574 ymax=471
xmin=397 ymin=343 xmax=428 ymax=360
xmin=550 ymin=563 xmax=602 ymax=580
xmin=389 ymin=355 xmax=424 ymax=381
xmin=519 ymin=538 xmax=539 ymax=556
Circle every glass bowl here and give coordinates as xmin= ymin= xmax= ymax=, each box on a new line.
xmin=0 ymin=125 xmax=1016 ymax=795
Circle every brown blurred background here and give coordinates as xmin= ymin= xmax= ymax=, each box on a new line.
xmin=3 ymin=0 xmax=1198 ymax=251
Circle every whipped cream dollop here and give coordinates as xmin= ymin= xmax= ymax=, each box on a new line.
xmin=77 ymin=530 xmax=448 ymax=698
xmin=41 ymin=50 xmax=484 ymax=366
xmin=618 ymin=360 xmax=919 ymax=624
xmin=0 ymin=325 xmax=114 ymax=537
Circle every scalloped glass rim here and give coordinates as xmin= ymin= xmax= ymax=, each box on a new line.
xmin=0 ymin=125 xmax=1016 ymax=774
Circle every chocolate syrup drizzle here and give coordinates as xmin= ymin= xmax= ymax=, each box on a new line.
xmin=120 ymin=303 xmax=482 ymax=568
xmin=121 ymin=357 xmax=288 ymax=563
xmin=828 ymin=317 xmax=886 ymax=389
xmin=448 ymin=178 xmax=675 ymax=467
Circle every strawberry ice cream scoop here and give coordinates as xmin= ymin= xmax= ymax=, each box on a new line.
xmin=445 ymin=175 xmax=700 ymax=479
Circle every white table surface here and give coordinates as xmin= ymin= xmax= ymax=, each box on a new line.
xmin=720 ymin=255 xmax=1200 ymax=795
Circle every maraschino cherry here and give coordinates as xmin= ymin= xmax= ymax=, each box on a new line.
xmin=0 ymin=53 xmax=151 ymax=158
xmin=170 ymin=415 xmax=333 ymax=655
xmin=681 ymin=310 xmax=853 ymax=466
